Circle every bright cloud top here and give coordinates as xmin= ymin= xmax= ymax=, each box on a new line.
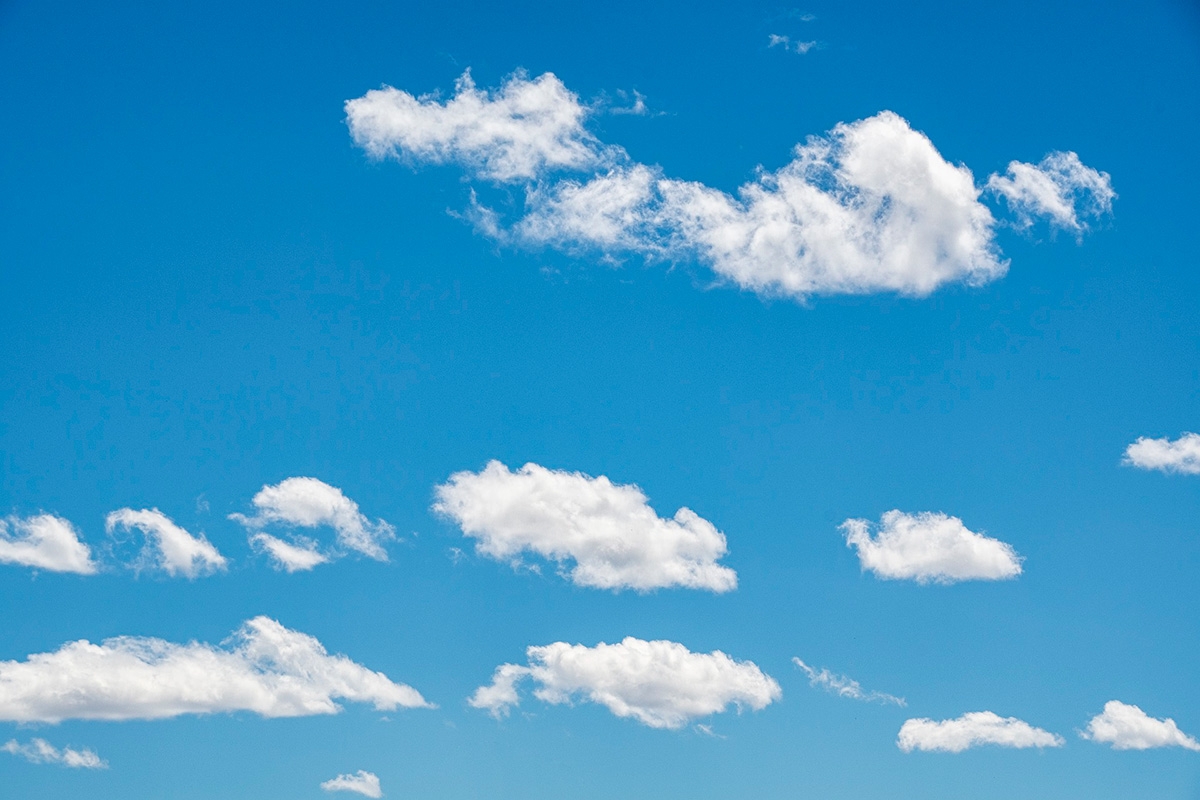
xmin=230 ymin=477 xmax=394 ymax=569
xmin=1123 ymin=432 xmax=1200 ymax=475
xmin=0 ymin=514 xmax=97 ymax=575
xmin=433 ymin=460 xmax=736 ymax=592
xmin=470 ymin=637 xmax=780 ymax=729
xmin=321 ymin=770 xmax=384 ymax=798
xmin=987 ymin=151 xmax=1115 ymax=233
xmin=792 ymin=657 xmax=904 ymax=706
xmin=0 ymin=616 xmax=429 ymax=723
xmin=105 ymin=508 xmax=227 ymax=578
xmin=898 ymin=711 xmax=1064 ymax=753
xmin=842 ymin=510 xmax=1023 ymax=584
xmin=2 ymin=738 xmax=106 ymax=769
xmin=1082 ymin=700 xmax=1200 ymax=751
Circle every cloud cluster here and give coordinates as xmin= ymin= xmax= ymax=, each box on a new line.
xmin=842 ymin=510 xmax=1023 ymax=584
xmin=470 ymin=637 xmax=780 ymax=729
xmin=1123 ymin=432 xmax=1200 ymax=475
xmin=1082 ymin=701 xmax=1200 ymax=751
xmin=987 ymin=151 xmax=1115 ymax=234
xmin=433 ymin=460 xmax=736 ymax=592
xmin=321 ymin=770 xmax=383 ymax=798
xmin=105 ymin=508 xmax=227 ymax=578
xmin=0 ymin=514 xmax=97 ymax=575
xmin=897 ymin=711 xmax=1064 ymax=752
xmin=792 ymin=657 xmax=904 ymax=706
xmin=768 ymin=34 xmax=817 ymax=54
xmin=0 ymin=616 xmax=429 ymax=723
xmin=2 ymin=738 xmax=106 ymax=769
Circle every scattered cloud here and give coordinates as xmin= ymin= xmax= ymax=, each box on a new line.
xmin=105 ymin=508 xmax=227 ymax=578
xmin=469 ymin=636 xmax=780 ymax=729
xmin=0 ymin=616 xmax=430 ymax=723
xmin=432 ymin=460 xmax=736 ymax=592
xmin=1123 ymin=432 xmax=1200 ymax=475
xmin=987 ymin=151 xmax=1115 ymax=234
xmin=248 ymin=533 xmax=330 ymax=573
xmin=842 ymin=510 xmax=1023 ymax=584
xmin=2 ymin=738 xmax=106 ymax=769
xmin=768 ymin=34 xmax=817 ymax=54
xmin=898 ymin=711 xmax=1064 ymax=753
xmin=792 ymin=657 xmax=904 ymax=706
xmin=0 ymin=514 xmax=97 ymax=575
xmin=607 ymin=90 xmax=649 ymax=116
xmin=321 ymin=770 xmax=383 ymax=798
xmin=1081 ymin=700 xmax=1200 ymax=751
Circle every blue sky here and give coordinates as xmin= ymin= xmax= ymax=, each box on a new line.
xmin=1 ymin=0 xmax=1199 ymax=797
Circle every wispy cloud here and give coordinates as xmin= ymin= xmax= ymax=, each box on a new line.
xmin=3 ymin=738 xmax=106 ymax=769
xmin=792 ymin=658 xmax=904 ymax=706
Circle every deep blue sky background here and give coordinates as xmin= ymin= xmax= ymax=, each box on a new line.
xmin=1 ymin=0 xmax=1199 ymax=797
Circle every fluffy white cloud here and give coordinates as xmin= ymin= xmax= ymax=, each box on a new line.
xmin=230 ymin=477 xmax=394 ymax=567
xmin=898 ymin=711 xmax=1064 ymax=753
xmin=469 ymin=637 xmax=780 ymax=729
xmin=986 ymin=151 xmax=1115 ymax=233
xmin=0 ymin=514 xmax=97 ymax=575
xmin=321 ymin=770 xmax=383 ymax=798
xmin=105 ymin=508 xmax=227 ymax=578
xmin=2 ymin=738 xmax=106 ymax=769
xmin=0 ymin=616 xmax=429 ymax=723
xmin=842 ymin=510 xmax=1023 ymax=584
xmin=432 ymin=460 xmax=736 ymax=592
xmin=1082 ymin=700 xmax=1200 ymax=751
xmin=792 ymin=657 xmax=904 ymax=706
xmin=1123 ymin=432 xmax=1200 ymax=475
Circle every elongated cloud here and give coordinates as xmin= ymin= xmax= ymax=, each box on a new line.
xmin=2 ymin=738 xmax=106 ymax=769
xmin=1082 ymin=701 xmax=1200 ymax=751
xmin=987 ymin=151 xmax=1115 ymax=233
xmin=321 ymin=770 xmax=383 ymax=798
xmin=0 ymin=514 xmax=97 ymax=575
xmin=433 ymin=460 xmax=736 ymax=592
xmin=792 ymin=657 xmax=904 ymax=706
xmin=105 ymin=508 xmax=226 ymax=578
xmin=469 ymin=637 xmax=780 ymax=729
xmin=0 ymin=616 xmax=430 ymax=723
xmin=842 ymin=510 xmax=1022 ymax=584
xmin=249 ymin=533 xmax=330 ymax=572
xmin=1123 ymin=432 xmax=1200 ymax=475
xmin=898 ymin=711 xmax=1064 ymax=752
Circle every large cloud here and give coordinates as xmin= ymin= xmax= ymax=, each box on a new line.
xmin=469 ymin=637 xmax=780 ymax=729
xmin=321 ymin=770 xmax=383 ymax=798
xmin=842 ymin=510 xmax=1023 ymax=584
xmin=432 ymin=460 xmax=736 ymax=592
xmin=2 ymin=738 xmax=106 ymax=769
xmin=105 ymin=508 xmax=227 ymax=578
xmin=792 ymin=657 xmax=904 ymax=706
xmin=897 ymin=711 xmax=1064 ymax=753
xmin=0 ymin=616 xmax=430 ymax=723
xmin=1123 ymin=432 xmax=1200 ymax=475
xmin=1081 ymin=701 xmax=1200 ymax=751
xmin=0 ymin=514 xmax=97 ymax=575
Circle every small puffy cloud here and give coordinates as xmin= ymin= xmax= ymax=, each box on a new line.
xmin=0 ymin=514 xmax=97 ymax=575
xmin=321 ymin=770 xmax=383 ymax=798
xmin=1123 ymin=432 xmax=1200 ymax=475
xmin=0 ymin=616 xmax=430 ymax=723
xmin=105 ymin=508 xmax=227 ymax=578
xmin=469 ymin=637 xmax=780 ymax=729
xmin=792 ymin=658 xmax=904 ymax=706
xmin=230 ymin=477 xmax=394 ymax=568
xmin=432 ymin=460 xmax=736 ymax=592
xmin=986 ymin=151 xmax=1115 ymax=233
xmin=898 ymin=711 xmax=1064 ymax=753
xmin=2 ymin=738 xmax=106 ymax=769
xmin=1082 ymin=700 xmax=1200 ymax=751
xmin=842 ymin=510 xmax=1022 ymax=584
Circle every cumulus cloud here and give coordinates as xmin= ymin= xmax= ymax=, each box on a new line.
xmin=230 ymin=477 xmax=394 ymax=569
xmin=898 ymin=711 xmax=1064 ymax=753
xmin=1082 ymin=701 xmax=1200 ymax=751
xmin=2 ymin=738 xmax=106 ymax=769
xmin=469 ymin=637 xmax=780 ymax=729
xmin=842 ymin=510 xmax=1022 ymax=584
xmin=0 ymin=616 xmax=430 ymax=723
xmin=321 ymin=770 xmax=383 ymax=798
xmin=0 ymin=514 xmax=97 ymax=575
xmin=792 ymin=657 xmax=904 ymax=706
xmin=105 ymin=508 xmax=227 ymax=578
xmin=432 ymin=460 xmax=736 ymax=592
xmin=987 ymin=151 xmax=1115 ymax=233
xmin=1123 ymin=432 xmax=1200 ymax=475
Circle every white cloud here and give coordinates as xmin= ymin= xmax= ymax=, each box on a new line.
xmin=230 ymin=477 xmax=394 ymax=566
xmin=898 ymin=711 xmax=1064 ymax=753
xmin=987 ymin=151 xmax=1115 ymax=233
xmin=432 ymin=460 xmax=736 ymax=592
xmin=469 ymin=637 xmax=780 ymax=729
xmin=1082 ymin=700 xmax=1200 ymax=751
xmin=792 ymin=657 xmax=904 ymax=706
xmin=105 ymin=508 xmax=227 ymax=578
xmin=1123 ymin=432 xmax=1200 ymax=475
xmin=2 ymin=738 xmax=106 ymax=769
xmin=0 ymin=514 xmax=97 ymax=575
xmin=768 ymin=34 xmax=817 ymax=54
xmin=842 ymin=510 xmax=1023 ymax=584
xmin=321 ymin=770 xmax=383 ymax=798
xmin=0 ymin=616 xmax=430 ymax=723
